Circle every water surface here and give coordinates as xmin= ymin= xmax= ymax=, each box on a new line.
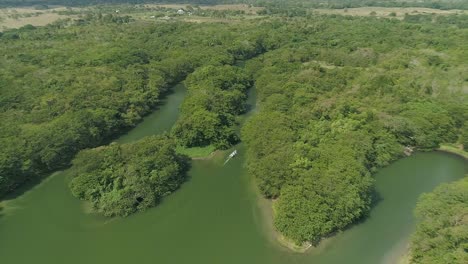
xmin=0 ymin=83 xmax=465 ymax=264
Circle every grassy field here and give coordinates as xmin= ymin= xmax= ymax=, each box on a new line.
xmin=439 ymin=143 xmax=468 ymax=159
xmin=0 ymin=6 xmax=80 ymax=30
xmin=145 ymin=4 xmax=263 ymax=14
xmin=4 ymin=4 xmax=463 ymax=30
xmin=0 ymin=3 xmax=265 ymax=30
xmin=313 ymin=7 xmax=466 ymax=19
xmin=176 ymin=145 xmax=216 ymax=159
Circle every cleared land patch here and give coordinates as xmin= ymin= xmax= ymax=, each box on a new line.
xmin=145 ymin=4 xmax=263 ymax=14
xmin=313 ymin=7 xmax=465 ymax=19
xmin=0 ymin=6 xmax=79 ymax=30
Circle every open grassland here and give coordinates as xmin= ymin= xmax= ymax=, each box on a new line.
xmin=4 ymin=4 xmax=464 ymax=30
xmin=313 ymin=7 xmax=466 ymax=19
xmin=439 ymin=144 xmax=468 ymax=159
xmin=0 ymin=6 xmax=80 ymax=30
xmin=176 ymin=145 xmax=216 ymax=159
xmin=145 ymin=4 xmax=263 ymax=14
xmin=0 ymin=4 xmax=261 ymax=30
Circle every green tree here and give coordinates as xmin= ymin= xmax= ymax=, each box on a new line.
xmin=409 ymin=177 xmax=468 ymax=264
xmin=69 ymin=135 xmax=189 ymax=217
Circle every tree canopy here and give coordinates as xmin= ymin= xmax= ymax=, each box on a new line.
xmin=172 ymin=65 xmax=252 ymax=149
xmin=409 ymin=177 xmax=468 ymax=264
xmin=241 ymin=13 xmax=467 ymax=244
xmin=0 ymin=3 xmax=466 ymax=246
xmin=70 ymin=135 xmax=189 ymax=217
xmin=0 ymin=14 xmax=292 ymax=197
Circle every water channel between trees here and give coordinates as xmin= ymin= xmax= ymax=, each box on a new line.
xmin=0 ymin=83 xmax=465 ymax=264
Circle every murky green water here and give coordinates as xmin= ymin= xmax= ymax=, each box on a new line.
xmin=0 ymin=83 xmax=465 ymax=264
xmin=117 ymin=83 xmax=186 ymax=144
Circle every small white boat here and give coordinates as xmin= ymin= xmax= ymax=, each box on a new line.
xmin=224 ymin=150 xmax=238 ymax=165
xmin=229 ymin=150 xmax=237 ymax=158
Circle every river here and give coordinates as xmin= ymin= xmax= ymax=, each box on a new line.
xmin=0 ymin=83 xmax=466 ymax=264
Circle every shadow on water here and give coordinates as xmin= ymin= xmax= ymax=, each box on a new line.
xmin=0 ymin=170 xmax=66 ymax=202
xmin=102 ymin=85 xmax=180 ymax=145
xmin=311 ymin=187 xmax=384 ymax=246
xmin=244 ymin=97 xmax=256 ymax=113
xmin=180 ymin=154 xmax=193 ymax=181
xmin=0 ymin=83 xmax=185 ymax=204
xmin=353 ymin=187 xmax=383 ymax=226
xmin=369 ymin=187 xmax=383 ymax=209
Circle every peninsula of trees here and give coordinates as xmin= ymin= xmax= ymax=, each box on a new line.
xmin=70 ymin=135 xmax=189 ymax=217
xmin=409 ymin=176 xmax=468 ymax=264
xmin=241 ymin=13 xmax=467 ymax=244
xmin=0 ymin=14 xmax=279 ymax=197
xmin=0 ymin=0 xmax=466 ymax=249
xmin=172 ymin=65 xmax=252 ymax=149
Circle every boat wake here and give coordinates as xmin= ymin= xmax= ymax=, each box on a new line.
xmin=223 ymin=150 xmax=238 ymax=165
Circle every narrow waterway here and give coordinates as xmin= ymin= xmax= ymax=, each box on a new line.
xmin=0 ymin=83 xmax=465 ymax=264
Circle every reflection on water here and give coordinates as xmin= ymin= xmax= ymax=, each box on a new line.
xmin=0 ymin=81 xmax=465 ymax=264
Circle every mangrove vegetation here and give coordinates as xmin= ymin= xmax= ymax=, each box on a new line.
xmin=409 ymin=176 xmax=468 ymax=264
xmin=0 ymin=2 xmax=466 ymax=260
xmin=70 ymin=135 xmax=189 ymax=217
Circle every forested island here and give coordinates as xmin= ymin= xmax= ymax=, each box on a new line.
xmin=409 ymin=176 xmax=468 ymax=263
xmin=241 ymin=14 xmax=467 ymax=246
xmin=0 ymin=1 xmax=467 ymax=263
xmin=172 ymin=65 xmax=252 ymax=149
xmin=70 ymin=135 xmax=189 ymax=216
xmin=0 ymin=13 xmax=269 ymax=197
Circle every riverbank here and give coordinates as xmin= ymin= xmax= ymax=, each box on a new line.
xmin=276 ymin=231 xmax=312 ymax=253
xmin=438 ymin=143 xmax=468 ymax=159
xmin=175 ymin=145 xmax=231 ymax=162
xmin=254 ymin=186 xmax=314 ymax=253
xmin=398 ymin=250 xmax=410 ymax=264
xmin=176 ymin=145 xmax=216 ymax=159
xmin=271 ymin=199 xmax=314 ymax=253
xmin=252 ymin=147 xmax=468 ymax=255
xmin=396 ymin=147 xmax=467 ymax=264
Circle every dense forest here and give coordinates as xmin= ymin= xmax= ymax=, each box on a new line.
xmin=409 ymin=176 xmax=468 ymax=264
xmin=0 ymin=14 xmax=271 ymax=197
xmin=1 ymin=0 xmax=467 ymax=10
xmin=241 ymin=14 xmax=467 ymax=244
xmin=1 ymin=0 xmax=467 ymax=251
xmin=0 ymin=9 xmax=312 ymax=204
xmin=0 ymin=18 xmax=190 ymax=196
xmin=70 ymin=135 xmax=189 ymax=216
xmin=172 ymin=65 xmax=252 ymax=149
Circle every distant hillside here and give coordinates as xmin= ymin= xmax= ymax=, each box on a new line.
xmin=1 ymin=0 xmax=467 ymax=10
xmin=0 ymin=0 xmax=238 ymax=8
xmin=0 ymin=0 xmax=230 ymax=8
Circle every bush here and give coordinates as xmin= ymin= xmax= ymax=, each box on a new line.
xmin=69 ymin=136 xmax=189 ymax=217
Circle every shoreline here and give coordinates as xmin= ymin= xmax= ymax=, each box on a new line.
xmin=253 ymin=184 xmax=316 ymax=253
xmin=191 ymin=150 xmax=227 ymax=162
xmin=255 ymin=192 xmax=337 ymax=254
xmin=191 ymin=150 xmax=218 ymax=160
xmin=438 ymin=144 xmax=468 ymax=159
xmin=398 ymin=249 xmax=411 ymax=264
xmin=396 ymin=145 xmax=466 ymax=264
xmin=251 ymin=146 xmax=468 ymax=254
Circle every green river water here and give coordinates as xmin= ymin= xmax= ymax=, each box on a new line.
xmin=0 ymin=83 xmax=466 ymax=264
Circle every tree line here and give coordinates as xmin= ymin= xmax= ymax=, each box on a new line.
xmin=0 ymin=14 xmax=248 ymax=197
xmin=1 ymin=4 xmax=466 ymax=237
xmin=1 ymin=0 xmax=467 ymax=10
xmin=0 ymin=12 xmax=307 ymax=214
xmin=70 ymin=135 xmax=189 ymax=216
xmin=409 ymin=176 xmax=468 ymax=264
xmin=172 ymin=65 xmax=252 ymax=149
xmin=242 ymin=14 xmax=467 ymax=244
